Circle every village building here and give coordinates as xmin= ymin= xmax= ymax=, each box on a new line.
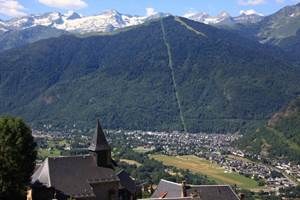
xmin=144 ymin=179 xmax=241 ymax=200
xmin=28 ymin=120 xmax=137 ymax=200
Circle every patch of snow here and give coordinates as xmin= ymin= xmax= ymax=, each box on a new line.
xmin=185 ymin=10 xmax=264 ymax=25
xmin=54 ymin=10 xmax=146 ymax=33
xmin=240 ymin=9 xmax=264 ymax=16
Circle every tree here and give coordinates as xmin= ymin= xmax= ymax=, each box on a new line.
xmin=0 ymin=117 xmax=37 ymax=200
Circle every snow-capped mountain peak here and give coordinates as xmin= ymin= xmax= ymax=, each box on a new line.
xmin=33 ymin=12 xmax=64 ymax=26
xmin=0 ymin=10 xmax=157 ymax=34
xmin=234 ymin=10 xmax=264 ymax=24
xmin=183 ymin=12 xmax=210 ymax=22
xmin=0 ymin=8 xmax=265 ymax=34
xmin=185 ymin=11 xmax=232 ymax=25
xmin=183 ymin=11 xmax=207 ymax=18
xmin=64 ymin=11 xmax=81 ymax=20
xmin=100 ymin=9 xmax=121 ymax=16
xmin=185 ymin=10 xmax=264 ymax=25
xmin=218 ymin=11 xmax=231 ymax=18
xmin=53 ymin=9 xmax=148 ymax=33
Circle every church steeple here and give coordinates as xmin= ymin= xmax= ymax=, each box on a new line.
xmin=89 ymin=119 xmax=111 ymax=152
xmin=89 ymin=119 xmax=112 ymax=168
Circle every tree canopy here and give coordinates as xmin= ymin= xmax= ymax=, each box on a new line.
xmin=0 ymin=117 xmax=37 ymax=200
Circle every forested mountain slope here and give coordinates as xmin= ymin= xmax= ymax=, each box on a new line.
xmin=239 ymin=97 xmax=300 ymax=162
xmin=0 ymin=17 xmax=299 ymax=132
xmin=226 ymin=3 xmax=300 ymax=64
xmin=0 ymin=26 xmax=66 ymax=52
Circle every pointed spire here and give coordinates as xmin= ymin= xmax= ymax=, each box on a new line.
xmin=88 ymin=119 xmax=111 ymax=152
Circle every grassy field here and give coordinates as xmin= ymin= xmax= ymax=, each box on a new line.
xmin=38 ymin=148 xmax=61 ymax=159
xmin=151 ymin=154 xmax=260 ymax=190
xmin=133 ymin=146 xmax=154 ymax=153
xmin=120 ymin=159 xmax=142 ymax=167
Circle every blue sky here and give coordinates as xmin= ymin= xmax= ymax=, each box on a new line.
xmin=0 ymin=0 xmax=299 ymax=20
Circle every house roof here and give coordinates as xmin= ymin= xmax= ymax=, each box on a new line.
xmin=141 ymin=198 xmax=197 ymax=200
xmin=186 ymin=185 xmax=240 ymax=200
xmin=31 ymin=155 xmax=119 ymax=197
xmin=151 ymin=180 xmax=182 ymax=198
xmin=117 ymin=170 xmax=137 ymax=194
xmin=151 ymin=179 xmax=240 ymax=200
xmin=88 ymin=119 xmax=111 ymax=152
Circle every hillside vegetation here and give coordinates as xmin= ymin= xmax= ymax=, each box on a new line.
xmin=0 ymin=26 xmax=66 ymax=52
xmin=227 ymin=3 xmax=300 ymax=64
xmin=239 ymin=97 xmax=300 ymax=162
xmin=0 ymin=17 xmax=300 ymax=132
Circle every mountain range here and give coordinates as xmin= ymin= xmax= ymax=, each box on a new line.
xmin=1 ymin=16 xmax=300 ymax=133
xmin=0 ymin=8 xmax=265 ymax=51
xmin=0 ymin=9 xmax=261 ymax=34
xmin=1 ymin=3 xmax=300 ymax=163
xmin=0 ymin=10 xmax=165 ymax=34
xmin=229 ymin=3 xmax=300 ymax=44
xmin=0 ymin=10 xmax=168 ymax=51
xmin=2 ymin=3 xmax=300 ymax=52
xmin=184 ymin=10 xmax=263 ymax=26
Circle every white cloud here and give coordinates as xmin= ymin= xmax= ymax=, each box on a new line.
xmin=276 ymin=0 xmax=284 ymax=3
xmin=38 ymin=0 xmax=87 ymax=10
xmin=146 ymin=7 xmax=158 ymax=17
xmin=240 ymin=9 xmax=264 ymax=16
xmin=0 ymin=0 xmax=27 ymax=17
xmin=239 ymin=0 xmax=266 ymax=6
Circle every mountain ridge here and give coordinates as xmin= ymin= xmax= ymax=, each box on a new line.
xmin=185 ymin=10 xmax=264 ymax=26
xmin=2 ymin=3 xmax=300 ymax=52
xmin=1 ymin=16 xmax=300 ymax=132
xmin=229 ymin=2 xmax=300 ymax=45
xmin=0 ymin=9 xmax=168 ymax=34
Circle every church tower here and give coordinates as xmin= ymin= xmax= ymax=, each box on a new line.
xmin=88 ymin=119 xmax=113 ymax=168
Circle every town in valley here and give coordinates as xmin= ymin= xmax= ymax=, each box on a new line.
xmin=32 ymin=126 xmax=300 ymax=198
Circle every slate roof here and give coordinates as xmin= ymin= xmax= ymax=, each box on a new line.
xmin=31 ymin=155 xmax=119 ymax=197
xmin=151 ymin=179 xmax=240 ymax=200
xmin=187 ymin=185 xmax=240 ymax=200
xmin=151 ymin=180 xmax=182 ymax=198
xmin=117 ymin=170 xmax=137 ymax=194
xmin=142 ymin=198 xmax=197 ymax=200
xmin=88 ymin=119 xmax=111 ymax=152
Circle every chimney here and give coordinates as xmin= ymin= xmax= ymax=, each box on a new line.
xmin=240 ymin=193 xmax=245 ymax=200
